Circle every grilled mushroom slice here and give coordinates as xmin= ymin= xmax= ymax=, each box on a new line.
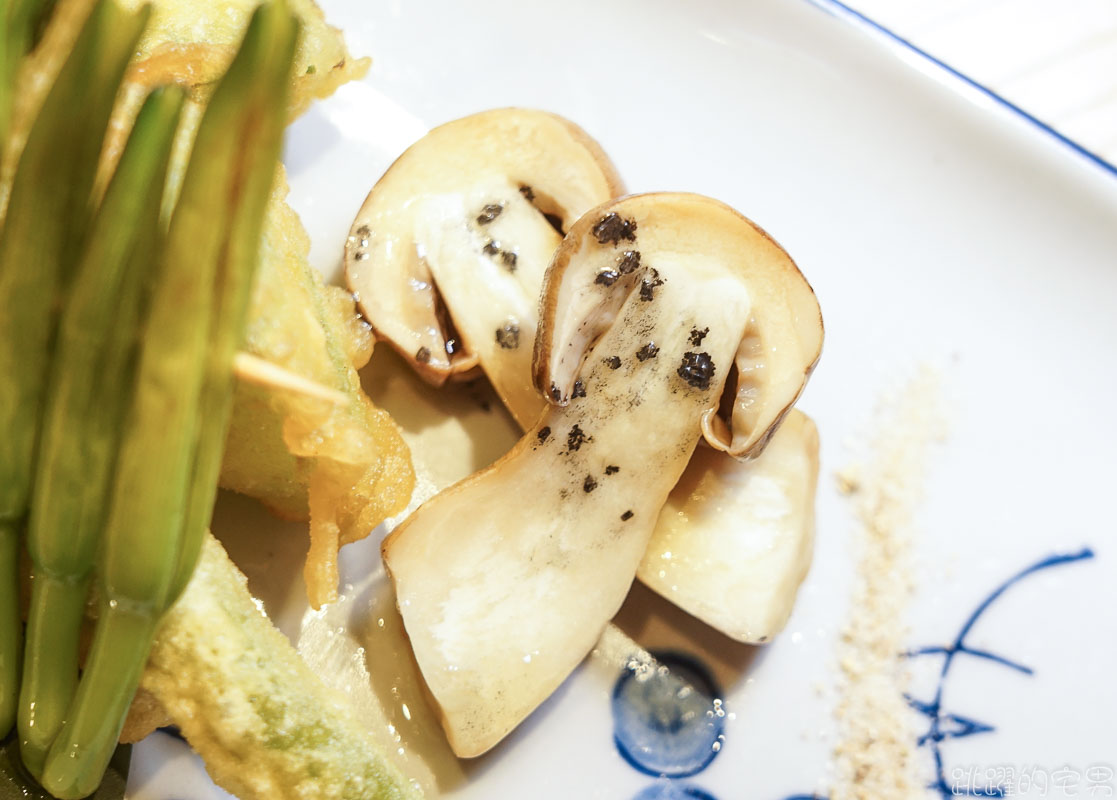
xmin=382 ymin=193 xmax=821 ymax=757
xmin=696 ymin=265 xmax=822 ymax=458
xmin=639 ymin=408 xmax=819 ymax=643
xmin=345 ymin=108 xmax=623 ymax=422
xmin=349 ymin=113 xmax=823 ymax=645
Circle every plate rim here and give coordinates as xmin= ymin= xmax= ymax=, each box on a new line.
xmin=804 ymin=0 xmax=1117 ymax=180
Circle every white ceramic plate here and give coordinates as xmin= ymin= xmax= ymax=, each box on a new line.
xmin=128 ymin=0 xmax=1117 ymax=798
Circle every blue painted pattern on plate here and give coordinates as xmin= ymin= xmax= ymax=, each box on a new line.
xmin=612 ymin=650 xmax=726 ymax=779
xmin=902 ymin=548 xmax=1095 ymax=798
xmin=777 ymin=547 xmax=1096 ymax=799
xmin=632 ymin=781 xmax=719 ymax=800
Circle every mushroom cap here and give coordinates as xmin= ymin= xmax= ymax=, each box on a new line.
xmin=345 ymin=109 xmax=624 ymax=395
xmin=534 ymin=192 xmax=822 ymax=458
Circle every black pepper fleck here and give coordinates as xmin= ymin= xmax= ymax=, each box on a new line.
xmin=583 ymin=475 xmax=598 ymax=493
xmin=495 ymin=323 xmax=520 ymax=350
xmin=621 ymin=510 xmax=634 ymax=521
xmin=639 ymin=268 xmax=664 ymax=301
xmin=550 ymin=383 xmax=562 ymax=403
xmin=604 ymin=356 xmax=621 ymax=370
xmin=572 ymin=380 xmax=586 ymax=398
xmin=689 ymin=327 xmax=709 ymax=346
xmin=592 ymin=212 xmax=637 ymax=245
xmin=566 ymin=424 xmax=591 ymax=452
xmin=605 ymin=465 xmax=619 ymax=475
xmin=636 ymin=343 xmax=659 ymax=362
xmin=476 ymin=203 xmax=503 ymax=225
xmin=595 ymin=269 xmax=619 ymax=287
xmin=482 ymin=240 xmax=500 ymax=255
xmin=501 ymin=250 xmax=518 ymax=270
xmin=519 ymin=185 xmax=535 ymax=202
xmin=537 ymin=426 xmax=551 ymax=443
xmin=617 ymin=250 xmax=641 ymax=275
xmin=677 ymin=351 xmax=716 ymax=390
xmin=415 ymin=346 xmax=431 ymax=364
xmin=355 ymin=224 xmax=371 ymax=238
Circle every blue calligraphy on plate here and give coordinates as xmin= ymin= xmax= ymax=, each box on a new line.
xmin=774 ymin=546 xmax=1096 ymax=800
xmin=903 ymin=547 xmax=1095 ymax=798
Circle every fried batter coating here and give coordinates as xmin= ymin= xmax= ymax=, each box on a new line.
xmin=119 ymin=0 xmax=368 ymax=119
xmin=223 ymin=170 xmax=415 ymax=608
xmin=143 ymin=534 xmax=422 ymax=800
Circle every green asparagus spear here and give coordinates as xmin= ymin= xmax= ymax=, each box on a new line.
xmin=18 ymin=85 xmax=185 ymax=779
xmin=0 ymin=522 xmax=17 ymax=743
xmin=2 ymin=730 xmax=130 ymax=800
xmin=38 ymin=4 xmax=299 ymax=796
xmin=169 ymin=3 xmax=300 ymax=604
xmin=0 ymin=0 xmax=40 ymax=144
xmin=0 ymin=0 xmax=150 ymax=740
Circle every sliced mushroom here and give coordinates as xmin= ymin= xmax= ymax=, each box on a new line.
xmin=639 ymin=408 xmax=819 ymax=643
xmin=349 ymin=112 xmax=823 ymax=645
xmin=345 ymin=108 xmax=623 ymax=421
xmin=697 ymin=247 xmax=823 ymax=459
xmin=381 ymin=193 xmax=821 ymax=757
xmin=539 ymin=210 xmax=822 ymax=455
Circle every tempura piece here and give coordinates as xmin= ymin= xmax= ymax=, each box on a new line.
xmin=143 ymin=534 xmax=422 ymax=800
xmin=120 ymin=0 xmax=367 ymax=119
xmin=222 ymin=170 xmax=415 ymax=607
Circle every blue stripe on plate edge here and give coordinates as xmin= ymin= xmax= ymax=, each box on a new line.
xmin=804 ymin=0 xmax=1117 ymax=179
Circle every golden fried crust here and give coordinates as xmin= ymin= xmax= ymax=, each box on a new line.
xmin=118 ymin=688 xmax=172 ymax=744
xmin=143 ymin=535 xmax=421 ymax=800
xmin=118 ymin=0 xmax=369 ymax=118
xmin=220 ymin=170 xmax=415 ymax=608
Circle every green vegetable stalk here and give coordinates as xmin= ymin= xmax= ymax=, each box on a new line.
xmin=18 ymin=84 xmax=185 ymax=778
xmin=37 ymin=3 xmax=299 ymax=797
xmin=169 ymin=1 xmax=301 ymax=603
xmin=0 ymin=523 xmax=17 ymax=742
xmin=0 ymin=0 xmax=150 ymax=740
xmin=0 ymin=0 xmax=41 ymax=143
xmin=2 ymin=731 xmax=130 ymax=800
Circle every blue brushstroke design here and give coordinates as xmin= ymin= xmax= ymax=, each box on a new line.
xmin=612 ymin=651 xmax=726 ymax=779
xmin=904 ymin=547 xmax=1095 ymax=797
xmin=777 ymin=547 xmax=1095 ymax=800
xmin=633 ymin=781 xmax=719 ymax=800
